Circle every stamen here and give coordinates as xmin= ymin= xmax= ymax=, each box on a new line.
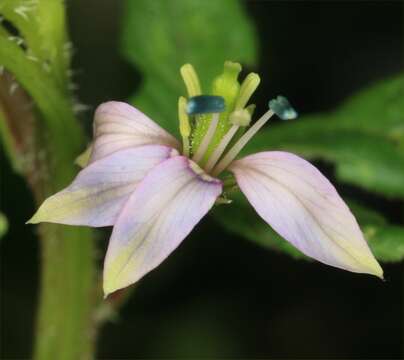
xmin=211 ymin=109 xmax=275 ymax=176
xmin=178 ymin=96 xmax=191 ymax=156
xmin=245 ymin=103 xmax=256 ymax=116
xmin=192 ymin=113 xmax=220 ymax=163
xmin=186 ymin=95 xmax=225 ymax=115
xmin=204 ymin=125 xmax=239 ymax=173
xmin=228 ymin=108 xmax=251 ymax=127
xmin=234 ymin=73 xmax=260 ymax=110
xmin=180 ymin=64 xmax=201 ymax=97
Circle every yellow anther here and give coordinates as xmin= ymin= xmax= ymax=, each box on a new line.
xmin=229 ymin=108 xmax=251 ymax=127
xmin=246 ymin=103 xmax=256 ymax=116
xmin=180 ymin=64 xmax=202 ymax=97
xmin=178 ymin=96 xmax=191 ymax=137
xmin=234 ymin=73 xmax=260 ymax=110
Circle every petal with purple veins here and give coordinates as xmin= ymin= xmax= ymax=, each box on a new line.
xmin=90 ymin=101 xmax=179 ymax=163
xmin=230 ymin=151 xmax=383 ymax=278
xmin=28 ymin=145 xmax=177 ymax=227
xmin=103 ymin=156 xmax=222 ymax=296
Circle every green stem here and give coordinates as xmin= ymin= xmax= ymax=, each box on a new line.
xmin=0 ymin=29 xmax=100 ymax=360
xmin=35 ymin=225 xmax=96 ymax=360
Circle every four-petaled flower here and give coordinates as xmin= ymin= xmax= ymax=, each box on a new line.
xmin=29 ymin=61 xmax=383 ymax=297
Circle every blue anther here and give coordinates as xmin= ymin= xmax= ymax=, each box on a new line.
xmin=186 ymin=95 xmax=226 ymax=115
xmin=268 ymin=96 xmax=298 ymax=120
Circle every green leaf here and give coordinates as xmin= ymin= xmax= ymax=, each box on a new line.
xmin=247 ymin=75 xmax=404 ymax=198
xmin=335 ymin=74 xmax=404 ymax=141
xmin=213 ymin=194 xmax=404 ymax=263
xmin=120 ymin=0 xmax=258 ymax=136
xmin=212 ymin=193 xmax=308 ymax=260
xmin=0 ymin=212 xmax=8 ymax=240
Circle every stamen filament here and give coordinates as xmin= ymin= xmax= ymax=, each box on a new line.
xmin=182 ymin=137 xmax=190 ymax=157
xmin=192 ymin=113 xmax=220 ymax=163
xmin=204 ymin=125 xmax=239 ymax=173
xmin=178 ymin=96 xmax=191 ymax=157
xmin=212 ymin=109 xmax=274 ymax=176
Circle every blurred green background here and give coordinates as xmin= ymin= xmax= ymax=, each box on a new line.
xmin=1 ymin=0 xmax=403 ymax=358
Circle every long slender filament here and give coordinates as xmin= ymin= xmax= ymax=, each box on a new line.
xmin=212 ymin=109 xmax=274 ymax=176
xmin=204 ymin=125 xmax=239 ymax=173
xmin=192 ymin=113 xmax=220 ymax=163
xmin=182 ymin=137 xmax=190 ymax=157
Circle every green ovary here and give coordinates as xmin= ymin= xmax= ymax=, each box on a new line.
xmin=190 ymin=61 xmax=242 ymax=164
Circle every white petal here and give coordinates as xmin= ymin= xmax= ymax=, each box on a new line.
xmin=230 ymin=151 xmax=383 ymax=277
xmin=90 ymin=101 xmax=179 ymax=163
xmin=28 ymin=145 xmax=177 ymax=227
xmin=103 ymin=156 xmax=222 ymax=296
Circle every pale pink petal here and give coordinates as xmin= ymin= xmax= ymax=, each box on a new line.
xmin=90 ymin=101 xmax=179 ymax=163
xmin=230 ymin=151 xmax=383 ymax=277
xmin=103 ymin=156 xmax=222 ymax=296
xmin=28 ymin=145 xmax=177 ymax=227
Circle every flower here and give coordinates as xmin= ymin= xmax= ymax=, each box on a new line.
xmin=29 ymin=61 xmax=383 ymax=297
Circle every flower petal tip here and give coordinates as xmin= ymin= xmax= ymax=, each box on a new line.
xmin=25 ymin=215 xmax=37 ymax=225
xmin=365 ymin=260 xmax=384 ymax=280
xmin=349 ymin=248 xmax=383 ymax=279
xmin=26 ymin=209 xmax=44 ymax=224
xmin=102 ymin=267 xmax=133 ymax=299
xmin=102 ymin=282 xmax=116 ymax=299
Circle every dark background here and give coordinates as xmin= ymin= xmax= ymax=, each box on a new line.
xmin=1 ymin=1 xmax=403 ymax=358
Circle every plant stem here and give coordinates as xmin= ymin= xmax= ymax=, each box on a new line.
xmin=0 ymin=33 xmax=100 ymax=359
xmin=35 ymin=225 xmax=96 ymax=360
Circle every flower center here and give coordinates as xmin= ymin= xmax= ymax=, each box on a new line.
xmin=178 ymin=61 xmax=297 ymax=177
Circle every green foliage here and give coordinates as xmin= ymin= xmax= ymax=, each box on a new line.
xmin=335 ymin=74 xmax=404 ymax=141
xmin=120 ymin=0 xmax=258 ymax=136
xmin=0 ymin=212 xmax=8 ymax=240
xmin=247 ymin=75 xmax=404 ymax=198
xmin=213 ymin=193 xmax=404 ymax=263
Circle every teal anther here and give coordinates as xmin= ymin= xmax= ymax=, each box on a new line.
xmin=186 ymin=95 xmax=225 ymax=115
xmin=268 ymin=96 xmax=298 ymax=120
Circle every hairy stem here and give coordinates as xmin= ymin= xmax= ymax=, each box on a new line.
xmin=0 ymin=30 xmax=99 ymax=359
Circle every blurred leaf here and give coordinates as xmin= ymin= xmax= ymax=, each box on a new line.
xmin=213 ymin=193 xmax=404 ymax=263
xmin=247 ymin=75 xmax=404 ymax=198
xmin=0 ymin=212 xmax=8 ymax=240
xmin=120 ymin=0 xmax=258 ymax=136
xmin=348 ymin=202 xmax=404 ymax=262
xmin=247 ymin=129 xmax=404 ymax=198
xmin=213 ymin=192 xmax=307 ymax=260
xmin=334 ymin=73 xmax=404 ymax=141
